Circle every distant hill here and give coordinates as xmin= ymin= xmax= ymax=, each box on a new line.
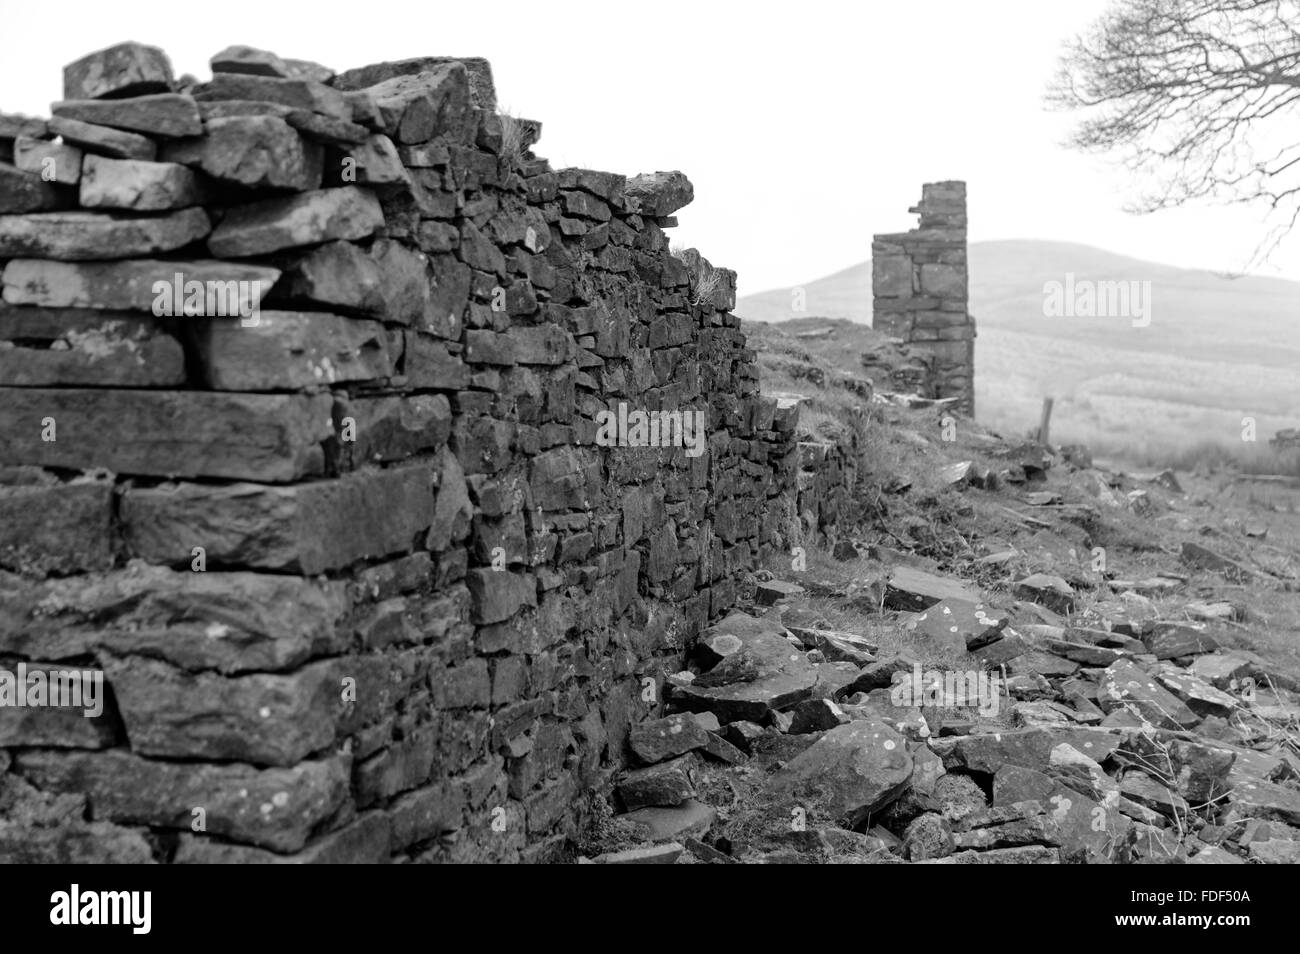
xmin=737 ymin=240 xmax=1300 ymax=460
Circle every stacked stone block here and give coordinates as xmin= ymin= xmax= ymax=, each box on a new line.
xmin=0 ymin=42 xmax=857 ymax=862
xmin=871 ymin=181 xmax=975 ymax=414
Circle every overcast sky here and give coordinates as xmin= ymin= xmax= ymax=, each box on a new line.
xmin=4 ymin=0 xmax=1296 ymax=296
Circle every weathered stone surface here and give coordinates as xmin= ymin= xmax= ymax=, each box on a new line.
xmin=333 ymin=56 xmax=497 ymax=109
xmin=884 ymin=565 xmax=980 ymax=611
xmin=0 ymin=207 xmax=210 ymax=260
xmin=192 ymin=73 xmax=351 ymax=121
xmin=210 ymin=46 xmax=334 ymax=83
xmin=628 ymin=713 xmax=709 ymax=764
xmin=275 ymin=237 xmax=434 ymax=327
xmin=48 ymin=116 xmax=156 ymax=160
xmin=208 ymin=186 xmax=383 ymax=257
xmin=0 ymin=474 xmax=115 ymax=574
xmin=0 ymin=303 xmax=185 ymax=386
xmin=196 ymin=99 xmax=369 ymax=144
xmin=1014 ymin=573 xmax=1076 ymax=614
xmin=0 ymin=388 xmax=332 ymax=481
xmin=465 ymin=568 xmax=537 ymax=624
xmin=1248 ymin=839 xmax=1300 ymax=864
xmin=0 ymin=662 xmax=120 ymax=747
xmin=16 ymin=750 xmax=349 ymax=852
xmin=0 ymin=819 xmax=154 ymax=863
xmin=174 ymin=813 xmax=390 ymax=863
xmin=122 ymin=462 xmax=434 ymax=574
xmin=0 ymin=163 xmax=75 ymax=213
xmin=767 ymin=720 xmax=913 ymax=828
xmin=1181 ymin=541 xmax=1256 ymax=582
xmin=195 ymin=309 xmax=392 ymax=390
xmin=618 ymin=754 xmax=697 ymax=810
xmin=103 ymin=656 xmax=342 ymax=766
xmin=334 ymin=394 xmax=452 ymax=469
xmin=161 ymin=116 xmax=322 ymax=190
xmin=79 ymin=155 xmax=204 ymax=210
xmin=0 ymin=564 xmax=350 ymax=673
xmin=904 ymin=812 xmax=955 ymax=860
xmin=625 ymin=171 xmax=693 ymax=217
xmin=791 ymin=697 xmax=852 ymax=734
xmin=13 ymin=136 xmax=84 ymax=185
xmin=1230 ymin=777 xmax=1300 ymax=826
xmin=2 ymin=256 xmax=279 ymax=312
xmin=1098 ymin=659 xmax=1200 ymax=729
xmin=672 ymin=613 xmax=817 ymax=722
xmin=621 ymin=799 xmax=716 ymax=843
xmin=0 ymin=113 xmax=49 ymax=140
xmin=363 ymin=65 xmax=475 ymax=144
xmin=944 ymin=727 xmax=1122 ymax=772
xmin=275 ymin=239 xmax=387 ymax=314
xmin=1142 ymin=623 xmax=1220 ymax=660
xmin=52 ymin=94 xmax=202 ymax=137
xmin=901 ymin=598 xmax=1004 ymax=655
xmin=64 ymin=42 xmax=174 ymax=100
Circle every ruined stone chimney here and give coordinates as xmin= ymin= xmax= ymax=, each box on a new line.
xmin=871 ymin=181 xmax=975 ymax=415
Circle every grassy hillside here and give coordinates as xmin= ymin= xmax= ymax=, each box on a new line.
xmin=736 ymin=240 xmax=1300 ymax=464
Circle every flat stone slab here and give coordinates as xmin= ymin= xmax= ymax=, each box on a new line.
xmin=617 ymin=755 xmax=697 ymax=811
xmin=2 ymin=258 xmax=280 ymax=312
xmin=628 ymin=713 xmax=709 ymax=764
xmin=207 ymin=186 xmax=384 ymax=257
xmin=162 ymin=115 xmax=322 ymax=190
xmin=0 ymin=475 xmax=116 ymax=575
xmin=63 ymin=41 xmax=174 ymax=100
xmin=191 ymin=73 xmax=351 ymax=122
xmin=1014 ymin=573 xmax=1077 ymax=614
xmin=194 ymin=310 xmax=393 ymax=390
xmin=1152 ymin=664 xmax=1238 ymax=717
xmin=765 ymin=719 xmax=913 ymax=828
xmin=102 ymin=656 xmax=341 ymax=766
xmin=0 ymin=163 xmax=75 ymax=213
xmin=0 ymin=303 xmax=185 ymax=387
xmin=15 ymin=749 xmax=347 ymax=853
xmin=671 ymin=614 xmax=817 ymax=722
xmin=902 ymin=598 xmax=1007 ymax=655
xmin=120 ymin=461 xmax=435 ymax=574
xmin=0 ymin=208 xmax=210 ymax=260
xmin=620 ymin=799 xmax=716 ymax=843
xmin=941 ymin=726 xmax=1122 ymax=773
xmin=0 ymin=387 xmax=332 ymax=482
xmin=48 ymin=116 xmax=156 ymax=160
xmin=79 ymin=155 xmax=205 ymax=210
xmin=52 ymin=94 xmax=201 ymax=138
xmin=1142 ymin=622 xmax=1221 ymax=659
xmin=1230 ymin=777 xmax=1300 ymax=826
xmin=884 ymin=565 xmax=980 ymax=611
xmin=625 ymin=171 xmax=693 ymax=217
xmin=14 ymin=137 xmax=83 ymax=185
xmin=1097 ymin=659 xmax=1200 ymax=730
xmin=0 ymin=561 xmax=350 ymax=676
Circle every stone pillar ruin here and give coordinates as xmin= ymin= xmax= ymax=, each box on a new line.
xmin=871 ymin=181 xmax=975 ymax=415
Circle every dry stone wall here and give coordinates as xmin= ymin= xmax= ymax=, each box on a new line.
xmin=0 ymin=42 xmax=856 ymax=862
xmin=871 ymin=181 xmax=975 ymax=414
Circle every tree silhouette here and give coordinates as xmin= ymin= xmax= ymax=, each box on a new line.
xmin=1050 ymin=0 xmax=1300 ymax=265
